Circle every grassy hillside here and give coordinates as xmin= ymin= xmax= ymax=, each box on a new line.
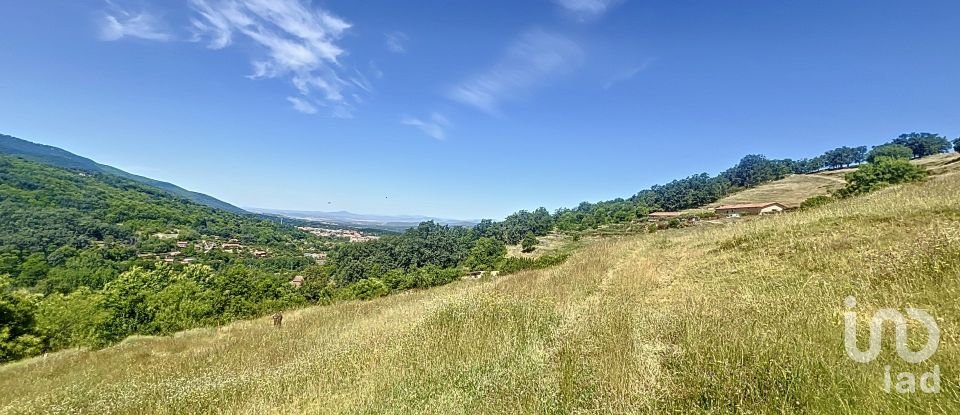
xmin=703 ymin=153 xmax=960 ymax=209
xmin=705 ymin=174 xmax=846 ymax=209
xmin=0 ymin=134 xmax=246 ymax=214
xmin=3 ymin=166 xmax=958 ymax=413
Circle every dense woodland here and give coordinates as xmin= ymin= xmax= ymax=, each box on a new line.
xmin=1 ymin=132 xmax=957 ymax=362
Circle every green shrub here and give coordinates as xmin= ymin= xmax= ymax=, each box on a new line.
xmin=800 ymin=195 xmax=833 ymax=209
xmin=521 ymin=232 xmax=538 ymax=253
xmin=499 ymin=253 xmax=569 ymax=274
xmin=866 ymin=144 xmax=913 ymax=162
xmin=838 ymin=157 xmax=927 ymax=197
xmin=351 ymin=278 xmax=389 ymax=300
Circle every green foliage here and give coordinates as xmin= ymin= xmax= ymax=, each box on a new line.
xmin=838 ymin=157 xmax=928 ymax=197
xmin=822 ymin=146 xmax=868 ymax=169
xmin=35 ymin=287 xmax=109 ymax=350
xmin=494 ymin=208 xmax=553 ymax=244
xmin=891 ymin=132 xmax=952 ymax=158
xmin=463 ymin=237 xmax=506 ymax=271
xmin=721 ymin=155 xmax=787 ymax=188
xmin=0 ymin=134 xmax=245 ymax=213
xmin=520 ymin=232 xmax=538 ymax=253
xmin=799 ymin=195 xmax=833 ymax=209
xmin=866 ymin=144 xmax=913 ymax=163
xmin=351 ymin=278 xmax=390 ymax=300
xmin=954 ymin=137 xmax=960 ymax=153
xmin=0 ymin=275 xmax=44 ymax=362
xmin=667 ymin=218 xmax=682 ymax=229
xmin=499 ymin=253 xmax=570 ymax=274
xmin=0 ymin=155 xmax=322 ymax=293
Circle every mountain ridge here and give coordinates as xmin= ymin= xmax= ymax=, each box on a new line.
xmin=0 ymin=133 xmax=247 ymax=214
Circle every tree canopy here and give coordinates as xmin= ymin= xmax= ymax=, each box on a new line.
xmin=867 ymin=144 xmax=913 ymax=163
xmin=891 ymin=133 xmax=952 ymax=158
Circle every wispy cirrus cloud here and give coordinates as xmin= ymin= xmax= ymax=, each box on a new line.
xmin=446 ymin=29 xmax=583 ymax=114
xmin=99 ymin=6 xmax=172 ymax=41
xmin=603 ymin=57 xmax=655 ymax=89
xmin=385 ymin=31 xmax=408 ymax=54
xmin=402 ymin=112 xmax=450 ymax=140
xmin=188 ymin=0 xmax=363 ymax=116
xmin=553 ymin=0 xmax=622 ymax=21
xmin=287 ymin=96 xmax=318 ymax=114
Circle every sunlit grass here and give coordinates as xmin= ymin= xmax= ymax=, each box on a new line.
xmin=2 ymin=175 xmax=959 ymax=414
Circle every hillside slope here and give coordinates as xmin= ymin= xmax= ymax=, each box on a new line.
xmin=2 ymin=172 xmax=958 ymax=413
xmin=0 ymin=134 xmax=246 ymax=214
xmin=704 ymin=153 xmax=960 ymax=209
xmin=0 ymin=155 xmax=318 ymax=291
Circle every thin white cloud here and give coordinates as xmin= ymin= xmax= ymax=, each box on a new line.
xmin=99 ymin=10 xmax=172 ymax=41
xmin=554 ymin=0 xmax=622 ymax=21
xmin=446 ymin=29 xmax=583 ymax=114
xmin=385 ymin=31 xmax=408 ymax=53
xmin=402 ymin=112 xmax=450 ymax=140
xmin=603 ymin=58 xmax=655 ymax=89
xmin=188 ymin=0 xmax=363 ymax=116
xmin=287 ymin=96 xmax=318 ymax=114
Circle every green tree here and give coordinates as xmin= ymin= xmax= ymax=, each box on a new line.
xmin=891 ymin=132 xmax=952 ymax=158
xmin=521 ymin=232 xmax=538 ymax=253
xmin=464 ymin=237 xmax=506 ymax=271
xmin=0 ymin=275 xmax=45 ymax=362
xmin=838 ymin=157 xmax=927 ymax=197
xmin=16 ymin=253 xmax=49 ymax=288
xmin=867 ymin=144 xmax=913 ymax=163
xmin=35 ymin=287 xmax=109 ymax=350
xmin=954 ymin=137 xmax=960 ymax=153
xmin=351 ymin=278 xmax=389 ymax=300
xmin=146 ymin=279 xmax=214 ymax=334
xmin=800 ymin=195 xmax=833 ymax=209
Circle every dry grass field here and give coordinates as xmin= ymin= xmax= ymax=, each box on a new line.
xmin=706 ymin=174 xmax=846 ymax=209
xmin=704 ymin=153 xmax=960 ymax=210
xmin=505 ymin=232 xmax=585 ymax=259
xmin=2 ymin=172 xmax=959 ymax=414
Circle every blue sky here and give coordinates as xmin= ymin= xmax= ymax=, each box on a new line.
xmin=1 ymin=1 xmax=958 ymax=220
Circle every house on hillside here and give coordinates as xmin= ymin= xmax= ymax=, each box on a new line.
xmin=648 ymin=211 xmax=681 ymax=221
xmin=715 ymin=202 xmax=786 ymax=216
xmin=290 ymin=275 xmax=305 ymax=288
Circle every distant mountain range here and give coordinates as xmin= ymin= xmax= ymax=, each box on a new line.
xmin=250 ymin=208 xmax=477 ymax=230
xmin=0 ymin=133 xmax=246 ymax=214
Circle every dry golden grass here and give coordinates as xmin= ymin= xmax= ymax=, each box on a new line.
xmin=505 ymin=232 xmax=585 ymax=259
xmin=704 ymin=153 xmax=960 ymax=210
xmin=706 ymin=174 xmax=846 ymax=209
xmin=2 ymin=174 xmax=960 ymax=414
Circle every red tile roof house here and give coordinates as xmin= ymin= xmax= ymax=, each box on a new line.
xmin=714 ymin=202 xmax=786 ymax=216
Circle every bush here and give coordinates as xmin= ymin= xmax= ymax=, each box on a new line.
xmin=351 ymin=278 xmax=389 ymax=300
xmin=499 ymin=253 xmax=569 ymax=274
xmin=838 ymin=157 xmax=927 ymax=197
xmin=866 ymin=144 xmax=913 ymax=163
xmin=800 ymin=195 xmax=833 ymax=209
xmin=520 ymin=232 xmax=538 ymax=253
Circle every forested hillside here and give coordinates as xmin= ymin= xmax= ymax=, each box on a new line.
xmin=0 ymin=134 xmax=246 ymax=213
xmin=3 ymin=149 xmax=957 ymax=414
xmin=1 ymin=131 xmax=956 ymax=364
